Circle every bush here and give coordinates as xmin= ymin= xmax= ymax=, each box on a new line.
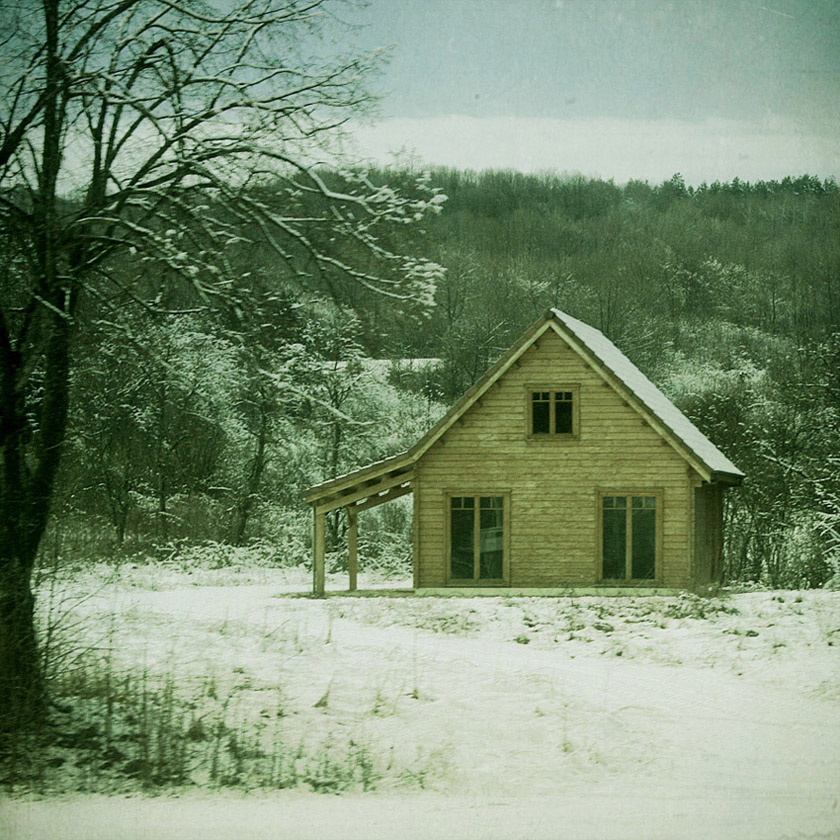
xmin=775 ymin=522 xmax=833 ymax=589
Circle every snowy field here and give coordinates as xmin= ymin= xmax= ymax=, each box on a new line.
xmin=2 ymin=567 xmax=840 ymax=840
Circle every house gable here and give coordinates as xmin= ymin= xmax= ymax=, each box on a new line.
xmin=409 ymin=309 xmax=743 ymax=483
xmin=417 ymin=325 xmax=684 ymax=462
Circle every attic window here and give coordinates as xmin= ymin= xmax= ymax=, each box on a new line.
xmin=528 ymin=387 xmax=579 ymax=438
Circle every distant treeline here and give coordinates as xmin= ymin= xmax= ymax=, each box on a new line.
xmin=47 ymin=169 xmax=840 ymax=587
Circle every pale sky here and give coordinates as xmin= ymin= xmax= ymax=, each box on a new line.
xmin=340 ymin=0 xmax=840 ymax=184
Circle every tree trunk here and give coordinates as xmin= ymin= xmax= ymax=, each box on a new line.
xmin=0 ymin=316 xmax=70 ymax=727
xmin=0 ymin=558 xmax=43 ymax=728
xmin=0 ymin=0 xmax=72 ymax=726
xmin=158 ymin=472 xmax=169 ymax=542
xmin=326 ymin=421 xmax=343 ymax=550
xmin=229 ymin=399 xmax=269 ymax=545
xmin=100 ymin=455 xmax=131 ymax=546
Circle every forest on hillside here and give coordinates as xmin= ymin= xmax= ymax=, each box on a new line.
xmin=37 ymin=170 xmax=840 ymax=588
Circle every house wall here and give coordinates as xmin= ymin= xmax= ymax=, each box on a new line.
xmin=414 ymin=327 xmax=702 ymax=588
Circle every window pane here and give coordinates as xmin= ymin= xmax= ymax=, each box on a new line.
xmin=632 ymin=497 xmax=643 ymax=509
xmin=532 ymin=399 xmax=550 ymax=434
xmin=450 ymin=509 xmax=474 ymax=579
xmin=462 ymin=497 xmax=474 ymax=509
xmin=602 ymin=507 xmax=626 ymax=578
xmin=555 ymin=399 xmax=573 ymax=434
xmin=479 ymin=507 xmax=504 ymax=579
xmin=451 ymin=497 xmax=462 ymax=509
xmin=614 ymin=496 xmax=627 ymax=509
xmin=632 ymin=508 xmax=656 ymax=579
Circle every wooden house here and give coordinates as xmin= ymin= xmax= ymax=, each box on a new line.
xmin=303 ymin=309 xmax=743 ymax=594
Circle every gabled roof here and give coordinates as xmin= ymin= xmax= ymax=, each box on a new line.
xmin=304 ymin=309 xmax=743 ymax=506
xmin=548 ymin=309 xmax=743 ymax=481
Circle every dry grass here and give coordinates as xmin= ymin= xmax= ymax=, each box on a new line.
xmin=4 ymin=562 xmax=838 ymax=798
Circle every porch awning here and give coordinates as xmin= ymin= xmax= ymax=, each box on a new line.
xmin=304 ymin=454 xmax=415 ymax=515
xmin=303 ymin=455 xmax=415 ymax=595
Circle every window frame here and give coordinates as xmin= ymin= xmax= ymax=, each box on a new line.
xmin=597 ymin=489 xmax=664 ymax=584
xmin=525 ymin=384 xmax=580 ymax=440
xmin=444 ymin=491 xmax=511 ymax=586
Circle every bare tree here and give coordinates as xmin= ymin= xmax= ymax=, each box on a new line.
xmin=0 ymin=0 xmax=444 ymax=724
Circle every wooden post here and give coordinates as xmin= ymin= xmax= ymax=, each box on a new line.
xmin=347 ymin=507 xmax=358 ymax=592
xmin=313 ymin=508 xmax=326 ymax=596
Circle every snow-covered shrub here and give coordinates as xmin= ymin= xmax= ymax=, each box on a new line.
xmin=152 ymin=539 xmax=293 ymax=571
xmin=355 ymin=496 xmax=413 ymax=579
xmin=774 ymin=519 xmax=833 ymax=590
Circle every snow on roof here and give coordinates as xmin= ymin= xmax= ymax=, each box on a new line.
xmin=550 ymin=308 xmax=744 ymax=480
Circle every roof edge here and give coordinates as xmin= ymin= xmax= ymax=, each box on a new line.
xmin=303 ymin=451 xmax=413 ymax=502
xmin=303 ymin=311 xmax=556 ymax=504
xmin=711 ymin=470 xmax=744 ymax=486
xmin=548 ymin=309 xmax=744 ymax=482
xmin=407 ymin=313 xmax=555 ymax=462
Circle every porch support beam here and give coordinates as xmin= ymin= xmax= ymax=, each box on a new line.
xmin=313 ymin=508 xmax=326 ymax=596
xmin=347 ymin=507 xmax=358 ymax=592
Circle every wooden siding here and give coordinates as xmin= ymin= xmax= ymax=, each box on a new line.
xmin=415 ymin=329 xmax=700 ymax=588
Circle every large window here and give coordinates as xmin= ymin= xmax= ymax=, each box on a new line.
xmin=527 ymin=387 xmax=578 ymax=438
xmin=449 ymin=495 xmax=507 ymax=583
xmin=601 ymin=494 xmax=659 ymax=581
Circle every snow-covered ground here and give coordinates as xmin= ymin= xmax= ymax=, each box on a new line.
xmin=2 ymin=569 xmax=839 ymax=840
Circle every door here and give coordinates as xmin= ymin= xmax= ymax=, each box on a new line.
xmin=448 ymin=495 xmax=507 ymax=583
xmin=601 ymin=494 xmax=659 ymax=581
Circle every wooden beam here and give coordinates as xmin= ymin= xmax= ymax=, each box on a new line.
xmin=313 ymin=508 xmax=326 ymax=596
xmin=303 ymin=454 xmax=413 ymax=503
xmin=347 ymin=507 xmax=358 ymax=592
xmin=316 ymin=470 xmax=415 ymax=515
xmin=350 ymin=482 xmax=412 ymax=513
xmin=412 ymin=487 xmax=420 ymax=589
